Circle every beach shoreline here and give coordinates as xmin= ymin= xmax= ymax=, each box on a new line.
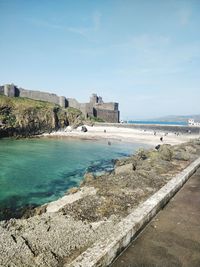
xmin=41 ymin=124 xmax=199 ymax=146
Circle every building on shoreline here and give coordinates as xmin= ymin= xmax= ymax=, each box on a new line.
xmin=0 ymin=84 xmax=120 ymax=123
xmin=188 ymin=119 xmax=200 ymax=127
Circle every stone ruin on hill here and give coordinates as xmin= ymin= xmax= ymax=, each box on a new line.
xmin=0 ymin=84 xmax=120 ymax=123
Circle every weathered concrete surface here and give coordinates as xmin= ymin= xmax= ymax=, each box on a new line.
xmin=46 ymin=187 xmax=97 ymax=213
xmin=0 ymin=213 xmax=117 ymax=267
xmin=112 ymin=168 xmax=200 ymax=267
xmin=64 ymin=157 xmax=200 ymax=267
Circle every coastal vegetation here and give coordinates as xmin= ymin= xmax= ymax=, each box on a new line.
xmin=87 ymin=115 xmax=105 ymax=123
xmin=0 ymin=95 xmax=84 ymax=138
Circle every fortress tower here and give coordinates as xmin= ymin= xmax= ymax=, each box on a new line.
xmin=3 ymin=84 xmax=16 ymax=97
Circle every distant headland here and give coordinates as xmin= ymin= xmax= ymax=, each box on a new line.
xmin=0 ymin=84 xmax=120 ymax=123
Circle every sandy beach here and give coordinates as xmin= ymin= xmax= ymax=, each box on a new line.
xmin=42 ymin=125 xmax=198 ymax=146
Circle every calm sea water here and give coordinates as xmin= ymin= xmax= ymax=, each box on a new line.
xmin=128 ymin=120 xmax=187 ymax=126
xmin=0 ymin=138 xmax=148 ymax=216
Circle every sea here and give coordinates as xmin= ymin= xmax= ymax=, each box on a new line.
xmin=128 ymin=120 xmax=187 ymax=126
xmin=0 ymin=138 xmax=149 ymax=219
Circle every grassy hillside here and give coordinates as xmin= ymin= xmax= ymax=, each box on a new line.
xmin=0 ymin=95 xmax=84 ymax=138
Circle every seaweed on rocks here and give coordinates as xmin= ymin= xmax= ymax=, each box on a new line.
xmin=1 ymin=139 xmax=200 ymax=266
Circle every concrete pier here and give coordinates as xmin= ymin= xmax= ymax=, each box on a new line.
xmin=65 ymin=158 xmax=200 ymax=267
xmin=112 ymin=168 xmax=200 ymax=267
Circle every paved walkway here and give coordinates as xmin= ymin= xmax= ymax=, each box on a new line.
xmin=111 ymin=168 xmax=200 ymax=267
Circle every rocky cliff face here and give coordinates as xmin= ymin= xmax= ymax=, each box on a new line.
xmin=0 ymin=95 xmax=84 ymax=138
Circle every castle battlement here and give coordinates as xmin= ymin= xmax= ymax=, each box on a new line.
xmin=0 ymin=84 xmax=120 ymax=123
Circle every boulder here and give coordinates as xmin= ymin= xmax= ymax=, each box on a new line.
xmin=158 ymin=145 xmax=173 ymax=161
xmin=115 ymin=163 xmax=133 ymax=174
xmin=155 ymin=144 xmax=160 ymax=150
xmin=81 ymin=126 xmax=88 ymax=132
xmin=173 ymin=151 xmax=190 ymax=161
xmin=65 ymin=126 xmax=72 ymax=132
xmin=185 ymin=146 xmax=197 ymax=154
xmin=136 ymin=148 xmax=148 ymax=160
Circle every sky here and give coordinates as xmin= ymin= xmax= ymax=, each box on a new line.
xmin=0 ymin=0 xmax=200 ymax=120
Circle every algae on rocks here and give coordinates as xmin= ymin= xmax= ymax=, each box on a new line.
xmin=1 ymin=140 xmax=200 ymax=266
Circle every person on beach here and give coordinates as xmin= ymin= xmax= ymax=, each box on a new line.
xmin=160 ymin=137 xmax=163 ymax=142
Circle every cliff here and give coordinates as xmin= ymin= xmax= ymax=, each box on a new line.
xmin=0 ymin=95 xmax=84 ymax=138
xmin=1 ymin=84 xmax=120 ymax=123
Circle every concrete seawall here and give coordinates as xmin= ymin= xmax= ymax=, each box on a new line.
xmin=65 ymin=157 xmax=200 ymax=267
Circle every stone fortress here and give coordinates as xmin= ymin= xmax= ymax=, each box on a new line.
xmin=0 ymin=84 xmax=120 ymax=123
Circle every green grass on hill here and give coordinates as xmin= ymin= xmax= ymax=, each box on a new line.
xmin=0 ymin=95 xmax=56 ymax=109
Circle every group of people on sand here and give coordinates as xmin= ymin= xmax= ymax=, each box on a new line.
xmin=153 ymin=131 xmax=164 ymax=142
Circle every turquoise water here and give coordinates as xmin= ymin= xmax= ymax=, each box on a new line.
xmin=0 ymin=138 xmax=148 ymax=218
xmin=128 ymin=120 xmax=187 ymax=126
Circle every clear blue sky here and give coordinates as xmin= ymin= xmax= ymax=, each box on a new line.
xmin=0 ymin=0 xmax=200 ymax=120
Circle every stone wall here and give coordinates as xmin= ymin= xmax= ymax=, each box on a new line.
xmin=95 ymin=102 xmax=118 ymax=111
xmin=0 ymin=86 xmax=4 ymax=94
xmin=66 ymin=98 xmax=94 ymax=117
xmin=4 ymin=84 xmax=16 ymax=97
xmin=18 ymin=88 xmax=61 ymax=106
xmin=1 ymin=84 xmax=120 ymax=122
xmin=94 ymin=109 xmax=120 ymax=123
xmin=66 ymin=98 xmax=87 ymax=115
xmin=84 ymin=103 xmax=94 ymax=117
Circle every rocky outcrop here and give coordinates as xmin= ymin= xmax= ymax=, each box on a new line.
xmin=0 ymin=95 xmax=84 ymax=138
xmin=114 ymin=163 xmax=134 ymax=174
xmin=1 ymin=140 xmax=200 ymax=266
